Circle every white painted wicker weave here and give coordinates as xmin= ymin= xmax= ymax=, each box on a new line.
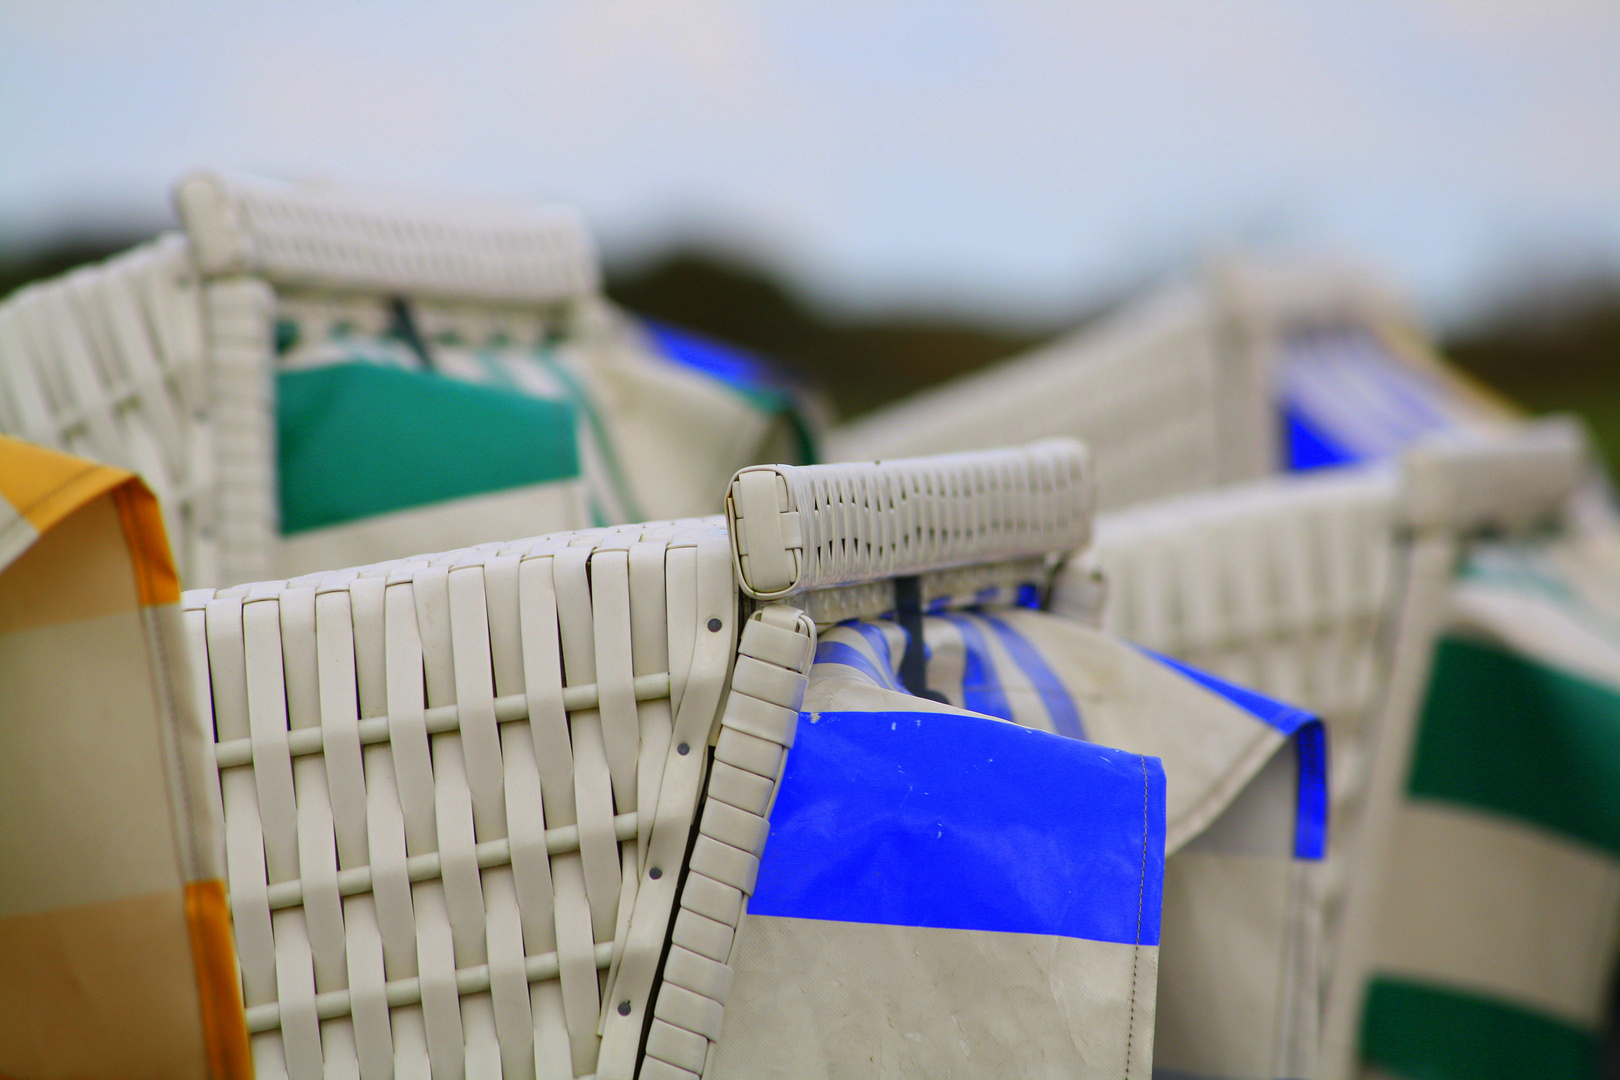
xmin=1053 ymin=418 xmax=1585 ymax=1080
xmin=728 ymin=439 xmax=1091 ymax=602
xmin=185 ymin=441 xmax=1092 ymax=1079
xmin=0 ymin=236 xmax=225 ymax=581
xmin=174 ymin=172 xmax=598 ymax=305
xmin=0 ymin=172 xmax=605 ymax=590
xmin=827 ymin=281 xmax=1275 ymax=511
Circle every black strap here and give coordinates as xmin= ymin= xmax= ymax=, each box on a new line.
xmin=895 ymin=575 xmax=948 ymax=703
xmin=387 ymin=297 xmax=436 ymax=371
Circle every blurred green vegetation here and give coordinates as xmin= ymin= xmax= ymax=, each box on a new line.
xmin=1446 ymin=293 xmax=1620 ymax=476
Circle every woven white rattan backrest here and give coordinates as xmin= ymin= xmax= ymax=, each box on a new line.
xmin=0 ymin=171 xmax=618 ymax=591
xmin=183 ymin=518 xmax=776 ymax=1080
xmin=0 ymin=234 xmax=223 ymax=582
xmin=1070 ymin=467 xmax=1401 ymax=730
xmin=1062 ymin=419 xmax=1585 ymax=727
xmin=175 ymin=171 xmax=599 ymax=305
xmin=827 ymin=282 xmax=1275 ymax=511
xmin=728 ymin=439 xmax=1092 ymax=601
xmin=178 ymin=438 xmax=1108 ymax=1078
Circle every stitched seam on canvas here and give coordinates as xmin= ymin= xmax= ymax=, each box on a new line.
xmin=114 ymin=484 xmax=163 ymax=608
xmin=1273 ymin=857 xmax=1305 ymax=1077
xmin=1125 ymin=752 xmax=1149 ymax=1078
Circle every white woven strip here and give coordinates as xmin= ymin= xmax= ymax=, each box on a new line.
xmin=727 ymin=439 xmax=1093 ymax=600
xmin=175 ymin=170 xmax=600 ymax=304
xmin=213 ymin=676 xmax=672 ymax=767
xmin=0 ymin=291 xmax=58 ymax=447
xmin=201 ymin=275 xmax=278 ymax=587
xmin=258 ymin=815 xmax=641 ymax=913
xmin=188 ymin=519 xmax=732 ymax=1078
xmin=0 ymin=235 xmax=222 ymax=583
xmin=243 ymin=941 xmax=616 ymax=1034
xmin=593 ymin=529 xmax=736 ymax=1079
xmin=641 ymin=604 xmax=816 ymax=1080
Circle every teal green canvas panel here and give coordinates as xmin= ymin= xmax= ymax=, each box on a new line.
xmin=1363 ymin=978 xmax=1598 ymax=1080
xmin=1409 ymin=634 xmax=1620 ymax=861
xmin=277 ymin=362 xmax=579 ymax=534
xmin=1362 ymin=629 xmax=1620 ymax=1080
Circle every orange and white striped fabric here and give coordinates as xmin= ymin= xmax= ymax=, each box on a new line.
xmin=0 ymin=434 xmax=248 ymax=1079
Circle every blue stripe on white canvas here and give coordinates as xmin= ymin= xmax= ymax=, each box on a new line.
xmin=980 ymin=613 xmax=1086 ymax=740
xmin=750 ymin=708 xmax=1166 ymax=946
xmin=848 ymin=621 xmax=904 ymax=686
xmin=813 ymin=639 xmax=903 ymax=693
xmin=1277 ymin=328 xmax=1460 ymax=465
xmin=1284 ymin=402 xmax=1363 ymax=471
xmin=939 ymin=614 xmax=1012 ymax=721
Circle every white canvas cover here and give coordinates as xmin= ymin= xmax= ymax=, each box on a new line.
xmin=710 ymin=633 xmax=1168 ymax=1079
xmin=729 ymin=607 xmax=1327 ymax=1080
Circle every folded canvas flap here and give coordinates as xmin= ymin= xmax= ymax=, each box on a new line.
xmin=812 ymin=610 xmax=1322 ymax=857
xmin=808 ymin=608 xmax=1327 ymax=1080
xmin=712 ymin=670 xmax=1166 ymax=1080
xmin=0 ymin=435 xmax=246 ymax=1080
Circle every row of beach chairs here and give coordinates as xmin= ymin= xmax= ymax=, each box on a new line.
xmin=0 ymin=171 xmax=1614 ymax=1080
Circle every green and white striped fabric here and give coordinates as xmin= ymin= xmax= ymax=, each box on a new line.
xmin=1364 ymin=518 xmax=1620 ymax=1080
xmin=274 ymin=315 xmax=817 ymax=577
xmin=1267 ymin=302 xmax=1620 ymax=1078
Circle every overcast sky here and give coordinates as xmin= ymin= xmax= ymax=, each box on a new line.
xmin=3 ymin=2 xmax=1619 ymax=328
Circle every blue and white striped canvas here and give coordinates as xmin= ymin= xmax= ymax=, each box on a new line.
xmin=789 ymin=608 xmax=1327 ymax=1080
xmin=1277 ymin=325 xmax=1486 ymax=471
xmin=712 ymin=665 xmax=1165 ymax=1078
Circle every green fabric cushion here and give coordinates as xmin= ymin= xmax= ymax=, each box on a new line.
xmin=278 ymin=362 xmax=579 ymax=534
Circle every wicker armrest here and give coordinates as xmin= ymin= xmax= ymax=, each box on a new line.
xmin=175 ymin=171 xmax=599 ymax=305
xmin=727 ymin=438 xmax=1092 ymax=626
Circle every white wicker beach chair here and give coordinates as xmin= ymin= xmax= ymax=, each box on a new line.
xmin=1053 ymin=419 xmax=1585 ymax=1079
xmin=730 ymin=448 xmax=1346 ymax=1080
xmin=180 ymin=440 xmax=1117 ymax=1079
xmin=0 ymin=172 xmax=816 ymax=591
